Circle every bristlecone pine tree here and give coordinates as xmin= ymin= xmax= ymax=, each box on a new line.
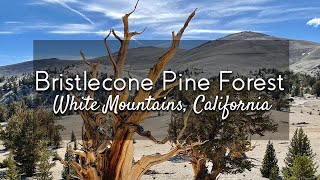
xmin=288 ymin=155 xmax=318 ymax=180
xmin=5 ymin=151 xmax=20 ymax=180
xmin=71 ymin=130 xmax=77 ymax=150
xmin=59 ymin=1 xmax=204 ymax=179
xmin=61 ymin=145 xmax=71 ymax=180
xmin=282 ymin=127 xmax=315 ymax=179
xmin=260 ymin=141 xmax=279 ymax=179
xmin=0 ymin=106 xmax=62 ymax=177
xmin=168 ymin=79 xmax=277 ymax=180
xmin=61 ymin=145 xmax=78 ymax=180
xmin=13 ymin=109 xmax=44 ymax=176
xmin=36 ymin=141 xmax=55 ymax=180
xmin=269 ymin=167 xmax=279 ymax=180
xmin=0 ymin=104 xmax=7 ymax=122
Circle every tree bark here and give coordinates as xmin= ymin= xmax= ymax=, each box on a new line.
xmin=60 ymin=1 xmax=200 ymax=179
xmin=190 ymin=151 xmax=222 ymax=180
xmin=105 ymin=127 xmax=135 ymax=180
xmin=193 ymin=158 xmax=208 ymax=180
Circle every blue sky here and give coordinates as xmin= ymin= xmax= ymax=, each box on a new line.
xmin=0 ymin=0 xmax=320 ymax=66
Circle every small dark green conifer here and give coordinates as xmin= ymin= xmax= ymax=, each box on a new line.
xmin=61 ymin=145 xmax=78 ymax=180
xmin=53 ymin=129 xmax=62 ymax=149
xmin=260 ymin=141 xmax=279 ymax=178
xmin=269 ymin=167 xmax=279 ymax=180
xmin=71 ymin=131 xmax=77 ymax=150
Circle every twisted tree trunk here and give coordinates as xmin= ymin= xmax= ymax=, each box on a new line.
xmin=59 ymin=1 xmax=204 ymax=179
xmin=192 ymin=157 xmax=222 ymax=180
xmin=105 ymin=128 xmax=134 ymax=179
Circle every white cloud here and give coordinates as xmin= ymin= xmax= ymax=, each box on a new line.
xmin=81 ymin=3 xmax=124 ymax=19
xmin=4 ymin=21 xmax=23 ymax=24
xmin=8 ymin=0 xmax=320 ymax=39
xmin=48 ymin=23 xmax=95 ymax=34
xmin=77 ymin=0 xmax=319 ymax=36
xmin=46 ymin=24 xmax=123 ymax=38
xmin=184 ymin=29 xmax=245 ymax=35
xmin=38 ymin=0 xmax=94 ymax=24
xmin=226 ymin=16 xmax=304 ymax=26
xmin=49 ymin=30 xmax=108 ymax=35
xmin=2 ymin=22 xmax=90 ymax=33
xmin=81 ymin=0 xmax=194 ymax=22
xmin=57 ymin=1 xmax=94 ymax=24
xmin=307 ymin=18 xmax=320 ymax=28
xmin=94 ymin=30 xmax=109 ymax=37
xmin=0 ymin=31 xmax=13 ymax=34
xmin=258 ymin=7 xmax=317 ymax=17
xmin=49 ymin=30 xmax=92 ymax=34
xmin=1 ymin=21 xmax=106 ymax=36
xmin=42 ymin=0 xmax=78 ymax=2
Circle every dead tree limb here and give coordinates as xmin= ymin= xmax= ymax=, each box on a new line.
xmin=61 ymin=0 xmax=201 ymax=179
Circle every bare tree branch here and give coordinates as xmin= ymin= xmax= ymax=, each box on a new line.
xmin=129 ymin=27 xmax=147 ymax=37
xmin=80 ymin=50 xmax=100 ymax=99
xmin=80 ymin=50 xmax=91 ymax=67
xmin=134 ymin=124 xmax=168 ymax=144
xmin=123 ymin=0 xmax=140 ymax=35
xmin=131 ymin=138 xmax=207 ymax=179
xmin=175 ymin=8 xmax=197 ymax=39
xmin=60 ymin=159 xmax=84 ymax=179
xmin=177 ymin=108 xmax=192 ymax=145
xmin=132 ymin=9 xmax=197 ymax=111
xmin=104 ymin=29 xmax=118 ymax=77
xmin=111 ymin=29 xmax=123 ymax=43
xmin=63 ymin=1 xmax=198 ymax=178
xmin=127 ymin=0 xmax=139 ymax=16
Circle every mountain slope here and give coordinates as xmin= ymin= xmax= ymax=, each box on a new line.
xmin=0 ymin=31 xmax=319 ymax=76
xmin=0 ymin=58 xmax=82 ymax=76
xmin=173 ymin=31 xmax=320 ymax=75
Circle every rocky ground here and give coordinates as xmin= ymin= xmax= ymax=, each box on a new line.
xmin=0 ymin=96 xmax=319 ymax=179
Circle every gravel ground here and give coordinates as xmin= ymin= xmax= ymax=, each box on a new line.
xmin=1 ymin=97 xmax=319 ymax=180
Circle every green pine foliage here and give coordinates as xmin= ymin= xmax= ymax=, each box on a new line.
xmin=168 ymin=78 xmax=278 ymax=179
xmin=53 ymin=129 xmax=62 ymax=149
xmin=269 ymin=167 xmax=279 ymax=180
xmin=5 ymin=151 xmax=20 ymax=180
xmin=260 ymin=141 xmax=279 ymax=178
xmin=288 ymin=155 xmax=317 ymax=180
xmin=61 ymin=145 xmax=78 ymax=180
xmin=71 ymin=130 xmax=76 ymax=142
xmin=36 ymin=141 xmax=55 ymax=180
xmin=71 ymin=130 xmax=77 ymax=150
xmin=0 ymin=107 xmax=63 ymax=177
xmin=313 ymin=81 xmax=320 ymax=97
xmin=0 ymin=104 xmax=7 ymax=122
xmin=282 ymin=128 xmax=315 ymax=179
xmin=0 ymin=88 xmax=3 ymax=98
xmin=62 ymin=145 xmax=72 ymax=180
xmin=14 ymin=110 xmax=44 ymax=176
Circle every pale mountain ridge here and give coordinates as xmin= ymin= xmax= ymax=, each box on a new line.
xmin=0 ymin=31 xmax=319 ymax=76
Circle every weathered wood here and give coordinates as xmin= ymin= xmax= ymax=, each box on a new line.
xmin=61 ymin=1 xmax=203 ymax=179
